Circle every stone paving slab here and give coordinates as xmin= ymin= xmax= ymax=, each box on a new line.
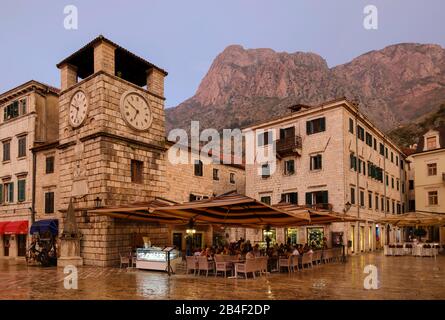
xmin=0 ymin=253 xmax=444 ymax=300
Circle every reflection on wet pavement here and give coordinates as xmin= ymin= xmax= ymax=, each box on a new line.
xmin=0 ymin=253 xmax=444 ymax=300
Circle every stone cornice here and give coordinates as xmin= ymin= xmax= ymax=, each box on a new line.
xmin=79 ymin=131 xmax=167 ymax=152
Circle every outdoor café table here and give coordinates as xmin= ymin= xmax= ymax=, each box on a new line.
xmin=227 ymin=259 xmax=246 ymax=279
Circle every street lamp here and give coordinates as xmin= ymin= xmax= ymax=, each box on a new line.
xmin=94 ymin=197 xmax=103 ymax=208
xmin=343 ymin=201 xmax=352 ymax=214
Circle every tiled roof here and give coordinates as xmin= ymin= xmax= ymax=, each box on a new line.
xmin=56 ymin=35 xmax=167 ymax=76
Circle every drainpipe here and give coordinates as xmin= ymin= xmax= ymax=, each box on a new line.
xmin=31 ymin=151 xmax=36 ymax=224
xmin=383 ymin=137 xmax=388 ymax=244
xmin=355 ymin=113 xmax=360 ymax=254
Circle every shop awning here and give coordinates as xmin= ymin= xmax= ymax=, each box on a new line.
xmin=90 ymin=199 xmax=189 ymax=225
xmin=90 ymin=193 xmax=311 ymax=227
xmin=0 ymin=221 xmax=9 ymax=234
xmin=30 ymin=219 xmax=59 ymax=236
xmin=377 ymin=212 xmax=445 ymax=227
xmin=2 ymin=220 xmax=28 ymax=235
xmin=148 ymin=193 xmax=311 ymax=227
xmin=273 ymin=202 xmax=363 ymax=226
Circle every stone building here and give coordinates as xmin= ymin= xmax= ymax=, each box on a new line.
xmin=0 ymin=80 xmax=59 ymax=258
xmin=23 ymin=36 xmax=245 ymax=266
xmin=165 ymin=144 xmax=245 ymax=249
xmin=410 ymin=126 xmax=445 ymax=243
xmin=242 ymin=99 xmax=409 ymax=254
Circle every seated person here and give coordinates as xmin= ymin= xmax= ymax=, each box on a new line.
xmin=245 ymin=249 xmax=255 ymax=260
xmin=292 ymin=246 xmax=300 ymax=255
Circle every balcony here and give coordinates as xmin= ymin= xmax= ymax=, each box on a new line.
xmin=276 ymin=135 xmax=302 ymax=158
xmin=305 ymin=203 xmax=333 ymax=211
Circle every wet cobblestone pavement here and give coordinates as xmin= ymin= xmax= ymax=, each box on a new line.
xmin=0 ymin=253 xmax=444 ymax=300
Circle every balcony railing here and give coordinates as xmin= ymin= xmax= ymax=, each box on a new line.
xmin=305 ymin=203 xmax=333 ymax=211
xmin=276 ymin=135 xmax=302 ymax=158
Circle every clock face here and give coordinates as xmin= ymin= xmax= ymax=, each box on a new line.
xmin=120 ymin=92 xmax=152 ymax=131
xmin=69 ymin=90 xmax=88 ymax=127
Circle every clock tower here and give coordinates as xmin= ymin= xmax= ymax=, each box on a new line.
xmin=56 ymin=36 xmax=168 ymax=266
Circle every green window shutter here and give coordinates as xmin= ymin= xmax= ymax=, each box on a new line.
xmin=305 ymin=192 xmax=312 ymax=205
xmin=18 ymin=180 xmax=26 ymax=202
xmin=9 ymin=182 xmax=14 ymax=202
xmin=322 ymin=191 xmax=329 ymax=204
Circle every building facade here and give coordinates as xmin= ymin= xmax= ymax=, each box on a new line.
xmin=0 ymin=81 xmax=59 ymax=258
xmin=243 ymin=99 xmax=408 ymax=254
xmin=410 ymin=126 xmax=445 ymax=243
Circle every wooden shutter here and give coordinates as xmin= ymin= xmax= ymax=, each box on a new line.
xmin=306 ymin=121 xmax=312 ymax=135
xmin=320 ymin=118 xmax=326 ymax=131
xmin=321 ymin=191 xmax=328 ymax=204
xmin=305 ymin=192 xmax=312 ymax=205
xmin=9 ymin=182 xmax=14 ymax=202
xmin=290 ymin=192 xmax=298 ymax=205
xmin=0 ymin=184 xmax=3 ymax=204
xmin=18 ymin=180 xmax=25 ymax=202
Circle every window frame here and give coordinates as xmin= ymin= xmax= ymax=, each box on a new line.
xmin=427 ymin=163 xmax=437 ymax=176
xmin=17 ymin=179 xmax=26 ymax=202
xmin=212 ymin=168 xmax=219 ymax=181
xmin=17 ymin=135 xmax=27 ymax=158
xmin=284 ymin=159 xmax=295 ymax=175
xmin=131 ymin=159 xmax=144 ymax=183
xmin=229 ymin=172 xmax=235 ymax=184
xmin=306 ymin=117 xmax=326 ymax=135
xmin=310 ymin=154 xmax=322 ymax=171
xmin=427 ymin=191 xmax=438 ymax=206
xmin=46 ymin=156 xmax=55 ymax=174
xmin=2 ymin=140 xmax=11 ymax=162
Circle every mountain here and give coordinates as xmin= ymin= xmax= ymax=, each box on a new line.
xmin=166 ymin=43 xmax=445 ymax=136
xmin=388 ymin=103 xmax=445 ymax=147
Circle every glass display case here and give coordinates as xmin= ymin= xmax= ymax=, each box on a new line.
xmin=135 ymin=247 xmax=180 ymax=271
xmin=136 ymin=247 xmax=179 ymax=262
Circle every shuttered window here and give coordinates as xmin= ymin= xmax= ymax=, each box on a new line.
xmin=281 ymin=192 xmax=298 ymax=205
xmin=18 ymin=136 xmax=27 ymax=158
xmin=194 ymin=160 xmax=203 ymax=177
xmin=4 ymin=182 xmax=14 ymax=203
xmin=258 ymin=131 xmax=272 ymax=146
xmin=45 ymin=192 xmax=55 ymax=213
xmin=306 ymin=117 xmax=326 ymax=135
xmin=46 ymin=156 xmax=55 ymax=174
xmin=306 ymin=191 xmax=328 ymax=206
xmin=3 ymin=141 xmax=10 ymax=161
xmin=17 ymin=179 xmax=26 ymax=202
xmin=310 ymin=154 xmax=322 ymax=170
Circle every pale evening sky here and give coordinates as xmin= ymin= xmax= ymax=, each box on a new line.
xmin=0 ymin=0 xmax=444 ymax=107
